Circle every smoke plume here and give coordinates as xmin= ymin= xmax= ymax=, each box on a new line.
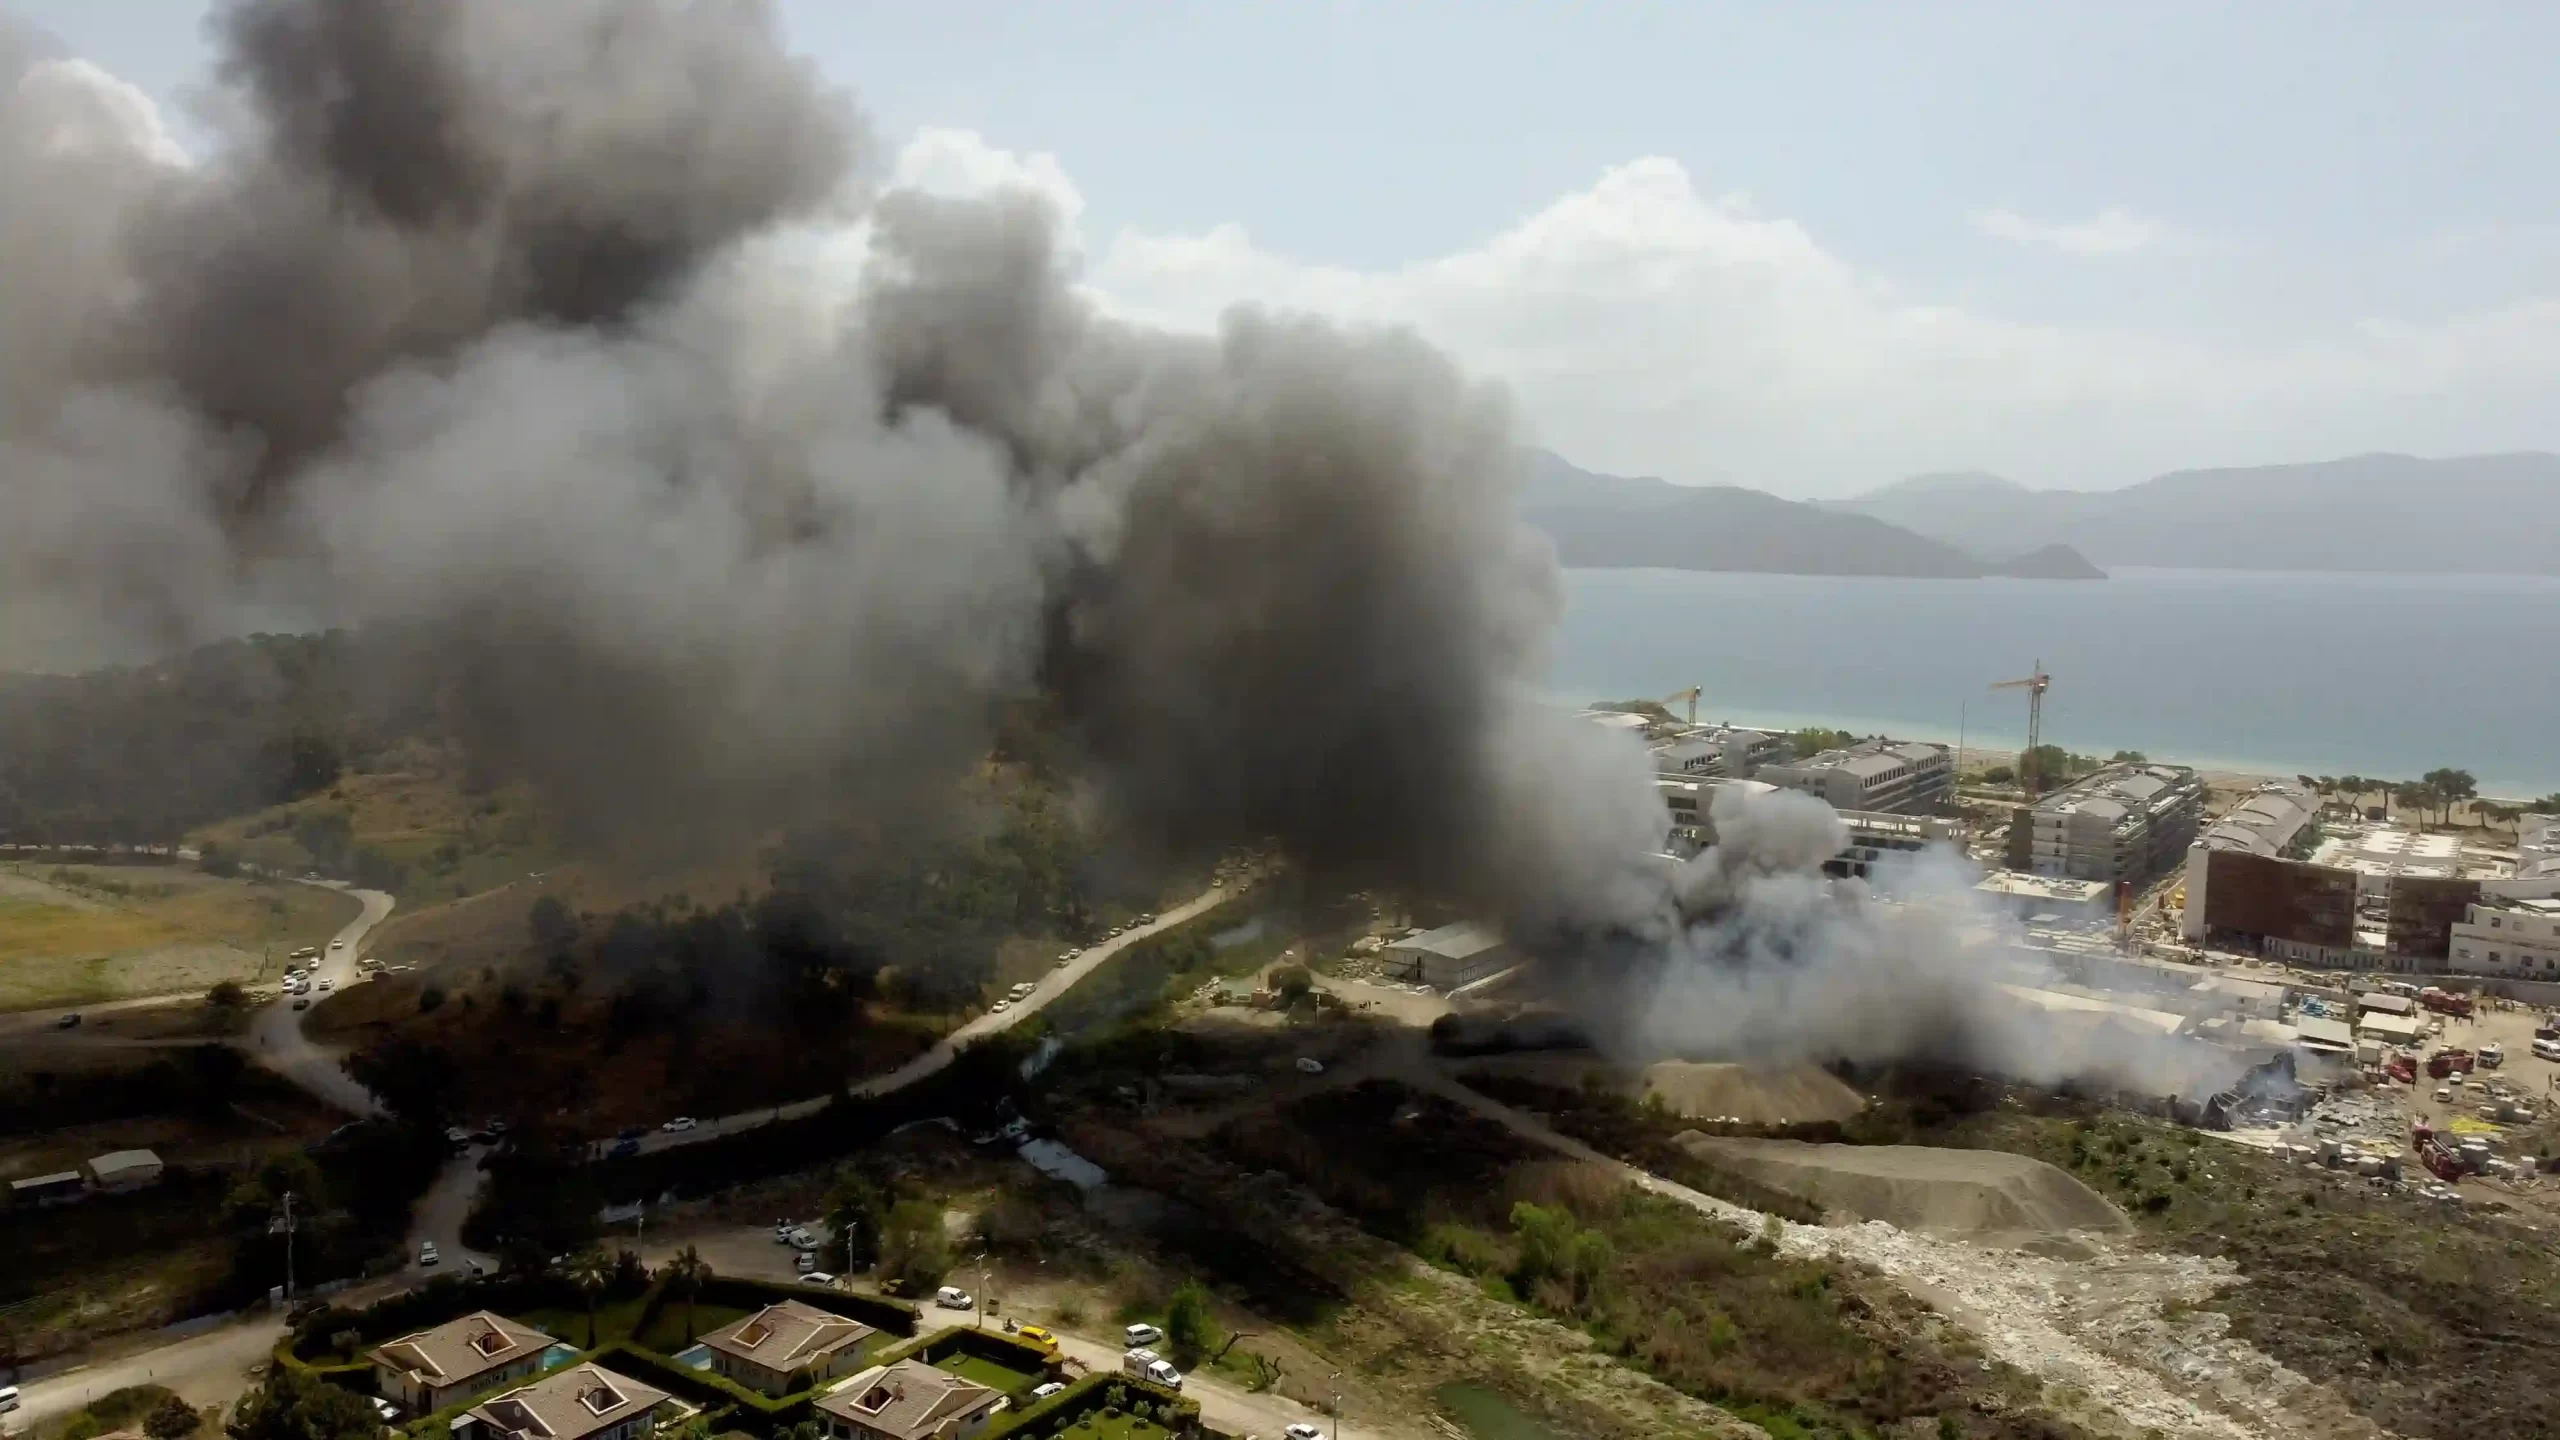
xmin=2 ymin=0 xmax=2222 ymax=1094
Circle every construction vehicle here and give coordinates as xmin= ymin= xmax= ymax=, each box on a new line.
xmin=1989 ymin=662 xmax=2052 ymax=796
xmin=2419 ymin=986 xmax=2475 ymax=1018
xmin=1661 ymin=685 xmax=1701 ymax=726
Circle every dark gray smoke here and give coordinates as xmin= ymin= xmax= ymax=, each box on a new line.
xmin=0 ymin=0 xmax=1658 ymax=925
xmin=1 ymin=1 xmax=2223 ymax=1097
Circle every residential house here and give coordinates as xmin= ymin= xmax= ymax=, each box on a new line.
xmin=370 ymin=1312 xmax=559 ymax=1414
xmin=813 ymin=1361 xmax=1003 ymax=1440
xmin=697 ymin=1301 xmax=877 ymax=1396
xmin=452 ymin=1364 xmax=672 ymax=1440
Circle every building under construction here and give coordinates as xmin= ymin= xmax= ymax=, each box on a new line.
xmin=2005 ymin=762 xmax=2204 ymax=888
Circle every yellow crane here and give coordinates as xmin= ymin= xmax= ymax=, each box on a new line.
xmin=1661 ymin=686 xmax=1702 ymax=726
xmin=1990 ymin=661 xmax=2051 ymax=796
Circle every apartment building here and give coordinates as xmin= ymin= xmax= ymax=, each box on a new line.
xmin=2011 ymin=763 xmax=2203 ymax=887
xmin=2447 ymin=896 xmax=2560 ymax=979
xmin=1755 ymin=738 xmax=1953 ymax=816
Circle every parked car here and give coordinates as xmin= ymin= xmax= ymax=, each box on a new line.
xmin=0 ymin=1384 xmax=20 ymax=1414
xmin=607 ymin=1139 xmax=639 ymax=1160
xmin=1123 ymin=1323 xmax=1164 ymax=1347
xmin=798 ymin=1272 xmax=836 ymax=1288
xmin=292 ymin=996 xmax=311 ymax=1010
xmin=787 ymin=1227 xmax=818 ymax=1250
xmin=330 ymin=939 xmax=345 ymax=949
xmin=991 ymin=999 xmax=1012 ymax=1012
xmin=1030 ymin=1382 xmax=1066 ymax=1400
xmin=446 ymin=1126 xmax=473 ymax=1147
xmin=936 ymin=1286 xmax=975 ymax=1310
xmin=1015 ymin=1325 xmax=1058 ymax=1352
xmin=1008 ymin=982 xmax=1036 ymax=1000
xmin=55 ymin=1013 xmax=80 ymax=1029
xmin=418 ymin=1240 xmax=439 ymax=1266
xmin=1285 ymin=1426 xmax=1323 ymax=1440
xmin=661 ymin=1116 xmax=698 ymax=1132
xmin=796 ymin=1251 xmax=818 ymax=1273
xmin=617 ymin=1126 xmax=648 ymax=1142
xmin=1295 ymin=1056 xmax=1325 ymax=1074
xmin=1140 ymin=912 xmax=1156 ymax=924
xmin=317 ymin=978 xmax=334 ymax=990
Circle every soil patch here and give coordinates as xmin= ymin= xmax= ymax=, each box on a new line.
xmin=1678 ymin=1135 xmax=2129 ymax=1239
xmin=1456 ymin=1054 xmax=1866 ymax=1125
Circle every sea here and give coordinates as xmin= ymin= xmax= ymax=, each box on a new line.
xmin=1546 ymin=567 xmax=2560 ymax=800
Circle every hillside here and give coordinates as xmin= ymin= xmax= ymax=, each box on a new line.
xmin=1519 ymin=451 xmax=2102 ymax=579
xmin=1842 ymin=451 xmax=2560 ymax=574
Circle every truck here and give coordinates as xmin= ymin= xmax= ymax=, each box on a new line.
xmin=2411 ymin=1124 xmax=2466 ymax=1183
xmin=1121 ymin=1349 xmax=1182 ymax=1390
xmin=2419 ymin=987 xmax=2475 ymax=1018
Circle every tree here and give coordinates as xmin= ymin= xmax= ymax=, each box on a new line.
xmin=226 ymin=1366 xmax=383 ymax=1440
xmin=1164 ymin=1280 xmax=1218 ymax=1367
xmin=2393 ymin=782 xmax=2438 ymax=827
xmin=876 ymin=1197 xmax=950 ymax=1293
xmin=208 ymin=979 xmax=247 ymax=1011
xmin=1509 ymin=1202 xmax=1577 ymax=1292
xmin=823 ymin=1170 xmax=885 ymax=1273
xmin=2423 ymin=768 xmax=2477 ymax=825
xmin=345 ymin=1035 xmax=460 ymax=1128
xmin=665 ymin=1245 xmax=714 ymax=1342
xmin=145 ymin=1394 xmax=202 ymax=1440
xmin=1791 ymin=727 xmax=1855 ymax=759
xmin=529 ymin=895 xmax=579 ymax=958
xmin=1270 ymin=964 xmax=1314 ymax=1006
xmin=565 ymin=1250 xmax=613 ymax=1347
xmin=1982 ymin=765 xmax=2014 ymax=786
xmin=2536 ymin=794 xmax=2560 ymax=816
xmin=2114 ymin=750 xmax=2150 ymax=764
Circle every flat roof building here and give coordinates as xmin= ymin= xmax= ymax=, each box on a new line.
xmin=2448 ymin=895 xmax=2560 ymax=980
xmin=2356 ymin=1011 xmax=2427 ymax=1045
xmin=1383 ymin=922 xmax=1516 ymax=991
xmin=83 ymin=1148 xmax=163 ymax=1192
xmin=1756 ymin=738 xmax=1953 ymax=816
xmin=1975 ymin=870 xmax=2113 ymax=918
xmin=2014 ymin=763 xmax=2204 ymax=888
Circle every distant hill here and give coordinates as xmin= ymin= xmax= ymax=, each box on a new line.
xmin=1839 ymin=452 xmax=2560 ymax=575
xmin=1518 ymin=451 xmax=2102 ymax=580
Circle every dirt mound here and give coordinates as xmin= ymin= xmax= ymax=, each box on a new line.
xmin=1635 ymin=1061 xmax=1867 ymax=1124
xmin=1677 ymin=1135 xmax=2129 ymax=1239
xmin=1454 ymin=1055 xmax=1867 ymax=1124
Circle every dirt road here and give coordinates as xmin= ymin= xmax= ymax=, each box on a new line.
xmin=245 ymin=884 xmax=394 ymax=1117
xmin=1049 ymin=1329 xmax=1379 ymax=1440
xmin=8 ymin=1317 xmax=285 ymax=1428
xmin=407 ymin=1145 xmax=501 ymax=1276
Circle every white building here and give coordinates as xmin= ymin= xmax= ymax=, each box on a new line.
xmin=2448 ymin=896 xmax=2560 ymax=980
xmin=2196 ymin=781 xmax=2319 ymax=858
xmin=1756 ymin=738 xmax=1953 ymax=815
xmin=2308 ymin=825 xmax=2464 ymax=898
xmin=2019 ymin=764 xmax=2204 ymax=887
xmin=1651 ymin=727 xmax=1792 ymax=781
xmin=1383 ymin=922 xmax=1516 ymax=990
xmin=2486 ymin=814 xmax=2560 ymax=901
xmin=83 ymin=1148 xmax=163 ymax=1192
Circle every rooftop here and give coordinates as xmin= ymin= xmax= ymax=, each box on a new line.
xmin=1975 ymin=870 xmax=2111 ymax=904
xmin=465 ymin=1364 xmax=669 ymax=1440
xmin=371 ymin=1313 xmax=555 ymax=1387
xmin=813 ymin=1361 xmax=1002 ymax=1440
xmin=2033 ymin=763 xmax=2202 ymax=822
xmin=2308 ymin=824 xmax=2471 ymax=880
xmin=85 ymin=1148 xmax=162 ymax=1176
xmin=1387 ymin=921 xmax=1507 ymax=962
xmin=698 ymin=1301 xmax=876 ymax=1372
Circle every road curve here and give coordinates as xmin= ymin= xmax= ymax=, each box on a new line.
xmin=245 ymin=883 xmax=395 ymax=1117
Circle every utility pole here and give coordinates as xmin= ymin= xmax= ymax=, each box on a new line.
xmin=1328 ymin=1369 xmax=1343 ymax=1440
xmin=271 ymin=1191 xmax=299 ymax=1301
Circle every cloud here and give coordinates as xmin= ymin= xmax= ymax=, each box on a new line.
xmin=1971 ymin=205 xmax=2182 ymax=257
xmin=898 ymin=134 xmax=2550 ymax=494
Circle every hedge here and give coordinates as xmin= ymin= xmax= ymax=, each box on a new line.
xmin=582 ymin=1341 xmax=799 ymax=1436
xmin=981 ymin=1371 xmax=1201 ymax=1440
xmin=879 ymin=1325 xmax=1061 ymax=1389
xmin=393 ymin=1350 xmax=589 ymax=1440
xmin=692 ymin=1275 xmax=918 ymax=1338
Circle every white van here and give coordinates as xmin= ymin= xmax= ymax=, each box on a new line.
xmin=0 ymin=1384 xmax=20 ymax=1414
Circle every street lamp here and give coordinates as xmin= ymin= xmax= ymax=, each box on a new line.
xmin=1328 ymin=1369 xmax=1342 ymax=1440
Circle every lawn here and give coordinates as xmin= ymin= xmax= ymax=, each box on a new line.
xmin=636 ymin=1301 xmax=752 ymax=1354
xmin=1038 ymin=1413 xmax=1177 ymax=1440
xmin=933 ymin=1353 xmax=1041 ymax=1394
xmin=519 ymin=1295 xmax=652 ymax=1349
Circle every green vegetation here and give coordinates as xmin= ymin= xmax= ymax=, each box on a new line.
xmin=1915 ymin=1098 xmax=2560 ymax=1440
xmin=39 ymin=1386 xmax=196 ymax=1440
xmin=1790 ymin=727 xmax=1855 ymax=759
xmin=878 ymin=1196 xmax=953 ymax=1293
xmin=225 ymin=1368 xmax=382 ymax=1440
xmin=1213 ymin=1080 xmax=2068 ymax=1440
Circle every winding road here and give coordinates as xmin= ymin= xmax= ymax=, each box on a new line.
xmin=246 ymin=882 xmax=396 ymax=1117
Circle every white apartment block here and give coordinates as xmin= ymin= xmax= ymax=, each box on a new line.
xmin=2448 ymin=897 xmax=2560 ymax=979
xmin=1755 ymin=738 xmax=1953 ymax=816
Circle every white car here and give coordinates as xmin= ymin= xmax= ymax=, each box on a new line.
xmin=936 ymin=1286 xmax=975 ymax=1309
xmin=991 ymin=999 xmax=1012 ymax=1013
xmin=318 ymin=978 xmax=334 ymax=990
xmin=1296 ymin=1057 xmax=1326 ymax=1075
xmin=1009 ymin=982 xmax=1035 ymax=999
xmin=798 ymin=1272 xmax=836 ymax=1288
xmin=661 ymin=1116 xmax=698 ymax=1132
xmin=1031 ymin=1382 xmax=1067 ymax=1400
xmin=373 ymin=1400 xmax=400 ymax=1422
xmin=419 ymin=1241 xmax=439 ymax=1266
xmin=1123 ymin=1323 xmax=1164 ymax=1347
xmin=330 ymin=939 xmax=345 ymax=949
xmin=1286 ymin=1427 xmax=1323 ymax=1440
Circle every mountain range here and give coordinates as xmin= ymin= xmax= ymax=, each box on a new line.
xmin=1836 ymin=452 xmax=2560 ymax=576
xmin=1516 ymin=451 xmax=2104 ymax=580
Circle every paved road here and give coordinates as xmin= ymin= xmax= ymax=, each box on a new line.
xmin=245 ymin=884 xmax=394 ymax=1117
xmin=8 ymin=1318 xmax=286 ymax=1427
xmin=407 ymin=1144 xmax=502 ymax=1277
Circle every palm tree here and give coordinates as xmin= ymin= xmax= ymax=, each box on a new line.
xmin=565 ymin=1249 xmax=612 ymax=1348
xmin=665 ymin=1245 xmax=713 ymax=1343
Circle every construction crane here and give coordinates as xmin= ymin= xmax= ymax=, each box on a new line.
xmin=1990 ymin=660 xmax=2051 ymax=796
xmin=1661 ymin=686 xmax=1702 ymax=726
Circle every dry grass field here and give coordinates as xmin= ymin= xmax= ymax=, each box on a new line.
xmin=0 ymin=863 xmax=358 ymax=1011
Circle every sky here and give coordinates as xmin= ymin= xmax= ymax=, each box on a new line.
xmin=17 ymin=0 xmax=2560 ymax=497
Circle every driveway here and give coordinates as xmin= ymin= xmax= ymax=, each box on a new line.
xmin=244 ymin=884 xmax=394 ymax=1117
xmin=1047 ymin=1328 xmax=1382 ymax=1440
